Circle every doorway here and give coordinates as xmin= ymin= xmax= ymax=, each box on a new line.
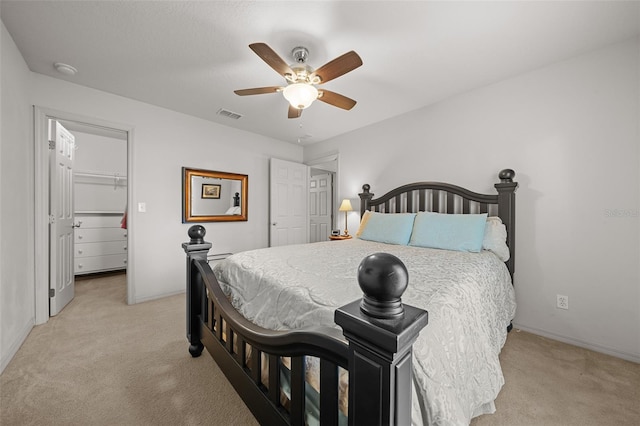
xmin=306 ymin=153 xmax=339 ymax=242
xmin=34 ymin=106 xmax=133 ymax=324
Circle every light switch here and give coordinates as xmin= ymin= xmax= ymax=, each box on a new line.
xmin=138 ymin=202 xmax=146 ymax=213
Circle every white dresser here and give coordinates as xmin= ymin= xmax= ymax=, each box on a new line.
xmin=74 ymin=213 xmax=127 ymax=275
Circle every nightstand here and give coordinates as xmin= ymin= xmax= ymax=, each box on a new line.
xmin=329 ymin=235 xmax=352 ymax=241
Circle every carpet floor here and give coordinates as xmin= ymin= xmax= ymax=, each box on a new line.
xmin=1 ymin=273 xmax=638 ymax=425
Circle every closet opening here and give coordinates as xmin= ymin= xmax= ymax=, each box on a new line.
xmin=34 ymin=107 xmax=133 ymax=324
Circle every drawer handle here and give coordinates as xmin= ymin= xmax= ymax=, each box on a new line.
xmin=123 ymin=246 xmax=127 ymax=250
xmin=78 ymin=235 xmax=83 ymax=239
xmin=78 ymin=249 xmax=83 ymax=254
xmin=123 ymin=233 xmax=127 ymax=237
xmin=123 ymin=259 xmax=127 ymax=264
xmin=78 ymin=264 xmax=83 ymax=269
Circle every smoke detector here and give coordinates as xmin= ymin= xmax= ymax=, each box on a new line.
xmin=54 ymin=62 xmax=78 ymax=76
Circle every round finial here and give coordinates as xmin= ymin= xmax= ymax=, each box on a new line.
xmin=188 ymin=225 xmax=206 ymax=244
xmin=362 ymin=184 xmax=371 ymax=193
xmin=357 ymin=253 xmax=408 ymax=319
xmin=498 ymin=169 xmax=515 ymax=183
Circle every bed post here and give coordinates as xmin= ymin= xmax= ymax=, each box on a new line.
xmin=358 ymin=184 xmax=373 ymax=217
xmin=335 ymin=253 xmax=428 ymax=426
xmin=182 ymin=225 xmax=212 ymax=357
xmin=495 ymin=169 xmax=518 ymax=280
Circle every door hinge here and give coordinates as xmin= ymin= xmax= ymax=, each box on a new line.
xmin=49 ymin=215 xmax=55 ymax=224
xmin=49 ymin=288 xmax=55 ymax=298
xmin=49 ymin=139 xmax=55 ymax=150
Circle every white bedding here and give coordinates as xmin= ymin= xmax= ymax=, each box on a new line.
xmin=213 ymin=238 xmax=516 ymax=425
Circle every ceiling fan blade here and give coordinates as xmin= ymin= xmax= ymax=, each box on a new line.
xmin=234 ymin=86 xmax=282 ymax=96
xmin=249 ymin=43 xmax=294 ymax=77
xmin=311 ymin=51 xmax=362 ymax=84
xmin=317 ymin=90 xmax=357 ymax=110
xmin=288 ymin=105 xmax=302 ymax=119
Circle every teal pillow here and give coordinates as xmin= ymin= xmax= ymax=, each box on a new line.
xmin=358 ymin=212 xmax=416 ymax=245
xmin=409 ymin=212 xmax=488 ymax=252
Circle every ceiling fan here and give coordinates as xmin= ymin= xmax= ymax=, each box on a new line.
xmin=234 ymin=43 xmax=363 ymax=119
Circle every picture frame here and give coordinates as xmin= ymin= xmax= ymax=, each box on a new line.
xmin=201 ymin=184 xmax=221 ymax=199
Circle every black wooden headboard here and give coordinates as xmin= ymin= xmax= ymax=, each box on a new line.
xmin=358 ymin=169 xmax=518 ymax=279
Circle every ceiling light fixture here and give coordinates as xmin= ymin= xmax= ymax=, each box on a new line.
xmin=282 ymin=83 xmax=318 ymax=109
xmin=54 ymin=62 xmax=77 ymax=76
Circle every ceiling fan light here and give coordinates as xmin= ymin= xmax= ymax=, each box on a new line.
xmin=283 ymin=83 xmax=318 ymax=109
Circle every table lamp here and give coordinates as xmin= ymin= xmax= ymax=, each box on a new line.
xmin=339 ymin=199 xmax=353 ymax=236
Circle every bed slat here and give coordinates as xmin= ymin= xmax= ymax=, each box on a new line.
xmin=406 ymin=191 xmax=413 ymax=212
xmin=236 ymin=336 xmax=246 ymax=365
xmin=463 ymin=198 xmax=470 ymax=214
xmin=319 ymin=359 xmax=339 ymax=426
xmin=447 ymin=192 xmax=454 ymax=213
xmin=419 ymin=189 xmax=426 ymax=212
xmin=432 ymin=190 xmax=440 ymax=212
xmin=268 ymin=355 xmax=280 ymax=406
xmin=290 ymin=357 xmax=305 ymax=426
xmin=226 ymin=328 xmax=234 ymax=353
xmin=249 ymin=346 xmax=261 ymax=385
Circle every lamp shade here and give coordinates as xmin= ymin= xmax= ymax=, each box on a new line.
xmin=283 ymin=83 xmax=318 ymax=109
xmin=339 ymin=199 xmax=353 ymax=212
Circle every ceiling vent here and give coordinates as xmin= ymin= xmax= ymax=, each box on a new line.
xmin=217 ymin=108 xmax=243 ymax=120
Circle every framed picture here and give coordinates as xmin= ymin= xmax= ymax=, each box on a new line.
xmin=201 ymin=184 xmax=221 ymax=199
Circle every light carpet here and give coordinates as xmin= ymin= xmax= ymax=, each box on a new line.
xmin=1 ymin=273 xmax=638 ymax=425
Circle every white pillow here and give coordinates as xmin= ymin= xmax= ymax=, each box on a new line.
xmin=483 ymin=216 xmax=510 ymax=261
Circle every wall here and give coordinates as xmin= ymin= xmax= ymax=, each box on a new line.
xmin=305 ymin=38 xmax=640 ymax=362
xmin=29 ymin=73 xmax=303 ymax=304
xmin=73 ymin=131 xmax=127 ymax=213
xmin=0 ymin=21 xmax=302 ymax=372
xmin=0 ymin=23 xmax=35 ymax=372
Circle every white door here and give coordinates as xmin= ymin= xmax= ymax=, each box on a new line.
xmin=270 ymin=158 xmax=309 ymax=247
xmin=309 ymin=173 xmax=333 ymax=243
xmin=49 ymin=120 xmax=75 ymax=316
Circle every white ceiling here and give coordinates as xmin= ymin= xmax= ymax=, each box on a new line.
xmin=2 ymin=1 xmax=639 ymax=145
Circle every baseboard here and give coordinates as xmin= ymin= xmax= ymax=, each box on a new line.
xmin=132 ymin=288 xmax=185 ymax=304
xmin=0 ymin=319 xmax=34 ymax=374
xmin=513 ymin=323 xmax=640 ymax=364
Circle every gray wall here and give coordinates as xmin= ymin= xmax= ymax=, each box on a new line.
xmin=0 ymin=21 xmax=303 ymax=372
xmin=305 ymin=38 xmax=640 ymax=362
xmin=1 ymin=22 xmax=35 ymax=373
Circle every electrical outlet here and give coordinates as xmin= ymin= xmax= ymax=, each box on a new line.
xmin=556 ymin=294 xmax=569 ymax=310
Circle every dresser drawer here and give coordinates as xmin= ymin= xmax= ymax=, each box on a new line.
xmin=75 ymin=214 xmax=124 ymax=228
xmin=75 ymin=228 xmax=127 ymax=243
xmin=76 ymin=241 xmax=127 ymax=258
xmin=75 ymin=254 xmax=127 ymax=274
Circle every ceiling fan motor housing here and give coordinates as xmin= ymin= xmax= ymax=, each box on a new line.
xmin=291 ymin=46 xmax=309 ymax=63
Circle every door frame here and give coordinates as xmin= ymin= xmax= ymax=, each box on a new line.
xmin=34 ymin=106 xmax=135 ymax=324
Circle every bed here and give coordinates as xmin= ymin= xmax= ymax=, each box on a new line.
xmin=183 ymin=169 xmax=518 ymax=426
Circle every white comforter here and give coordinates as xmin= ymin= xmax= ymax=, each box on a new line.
xmin=213 ymin=238 xmax=516 ymax=425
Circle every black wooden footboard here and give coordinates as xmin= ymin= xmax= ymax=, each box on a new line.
xmin=183 ymin=226 xmax=428 ymax=426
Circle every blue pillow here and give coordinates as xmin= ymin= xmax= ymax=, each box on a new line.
xmin=358 ymin=212 xmax=416 ymax=245
xmin=409 ymin=212 xmax=488 ymax=252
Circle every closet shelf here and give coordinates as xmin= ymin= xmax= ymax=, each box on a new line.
xmin=74 ymin=171 xmax=127 ymax=179
xmin=74 ymin=171 xmax=127 ymax=188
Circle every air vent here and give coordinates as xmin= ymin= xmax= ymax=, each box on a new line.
xmin=217 ymin=109 xmax=243 ymax=120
